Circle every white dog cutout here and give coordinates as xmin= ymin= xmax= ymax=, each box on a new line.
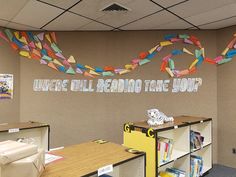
xmin=147 ymin=109 xmax=174 ymax=126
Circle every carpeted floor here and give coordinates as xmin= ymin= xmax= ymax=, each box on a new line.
xmin=204 ymin=164 xmax=236 ymax=177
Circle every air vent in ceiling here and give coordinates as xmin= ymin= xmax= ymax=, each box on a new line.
xmin=101 ymin=2 xmax=130 ymax=12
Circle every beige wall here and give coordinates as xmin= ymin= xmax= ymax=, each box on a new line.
xmin=19 ymin=30 xmax=218 ymax=162
xmin=0 ymin=25 xmax=235 ymax=167
xmin=217 ymin=26 xmax=236 ymax=168
xmin=0 ymin=30 xmax=20 ymax=123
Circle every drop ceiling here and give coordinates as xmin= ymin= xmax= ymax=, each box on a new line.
xmin=0 ymin=0 xmax=236 ymax=31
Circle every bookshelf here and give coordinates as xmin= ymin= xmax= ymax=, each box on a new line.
xmin=191 ymin=145 xmax=212 ymax=174
xmin=123 ymin=116 xmax=212 ymax=177
xmin=158 ymin=155 xmax=190 ymax=177
xmin=191 ymin=121 xmax=212 ymax=151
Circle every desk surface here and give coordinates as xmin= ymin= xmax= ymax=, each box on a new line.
xmin=41 ymin=141 xmax=144 ymax=177
xmin=132 ymin=115 xmax=211 ymax=130
xmin=0 ymin=122 xmax=49 ymax=132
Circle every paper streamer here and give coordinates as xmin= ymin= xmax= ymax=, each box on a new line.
xmin=179 ymin=34 xmax=189 ymax=39
xmin=139 ymin=59 xmax=150 ymax=65
xmin=66 ymin=67 xmax=75 ymax=74
xmin=76 ymin=67 xmax=83 ymax=74
xmin=68 ymin=55 xmax=76 ymax=63
xmin=102 ymin=71 xmax=114 ymax=76
xmin=160 ymin=41 xmax=173 ymax=47
xmin=160 ymin=61 xmax=167 ymax=72
xmin=53 ymin=59 xmax=63 ymax=66
xmin=48 ymin=62 xmax=58 ymax=71
xmin=85 ymin=65 xmax=95 ymax=71
xmin=119 ymin=69 xmax=131 ymax=75
xmin=104 ymin=66 xmax=115 ymax=71
xmin=204 ymin=58 xmax=216 ymax=64
xmin=89 ymin=70 xmax=100 ymax=76
xmin=95 ymin=67 xmax=104 ymax=72
xmin=84 ymin=71 xmax=95 ymax=78
xmin=217 ymin=58 xmax=232 ymax=64
xmin=59 ymin=66 xmax=66 ymax=72
xmin=125 ymin=64 xmax=133 ymax=70
xmin=165 ymin=67 xmax=174 ymax=77
xmin=19 ymin=51 xmax=30 ymax=58
xmin=0 ymin=28 xmax=235 ymax=78
xmin=183 ymin=48 xmax=194 ymax=55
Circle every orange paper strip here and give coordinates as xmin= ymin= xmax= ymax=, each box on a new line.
xmin=104 ymin=66 xmax=115 ymax=71
xmin=32 ymin=49 xmax=41 ymax=57
xmin=47 ymin=50 xmax=57 ymax=58
xmin=179 ymin=69 xmax=189 ymax=76
xmin=48 ymin=62 xmax=58 ymax=71
xmin=30 ymin=53 xmax=41 ymax=60
xmin=10 ymin=42 xmax=18 ymax=50
xmin=204 ymin=57 xmax=216 ymax=64
xmin=189 ymin=67 xmax=197 ymax=74
xmin=50 ymin=32 xmax=57 ymax=43
xmin=227 ymin=37 xmax=236 ymax=48
xmin=160 ymin=61 xmax=167 ymax=72
xmin=20 ymin=32 xmax=29 ymax=43
xmin=84 ymin=71 xmax=95 ymax=78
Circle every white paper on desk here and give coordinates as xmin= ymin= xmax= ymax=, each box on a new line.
xmin=45 ymin=153 xmax=63 ymax=164
xmin=98 ymin=164 xmax=113 ymax=176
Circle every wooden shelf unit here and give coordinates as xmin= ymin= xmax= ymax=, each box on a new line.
xmin=41 ymin=141 xmax=146 ymax=177
xmin=123 ymin=116 xmax=212 ymax=177
xmin=0 ymin=121 xmax=50 ymax=151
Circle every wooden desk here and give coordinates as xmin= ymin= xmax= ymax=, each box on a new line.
xmin=0 ymin=122 xmax=49 ymax=132
xmin=0 ymin=121 xmax=49 ymax=151
xmin=41 ymin=141 xmax=145 ymax=177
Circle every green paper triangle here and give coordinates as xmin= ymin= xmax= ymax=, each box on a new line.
xmin=168 ymin=59 xmax=175 ymax=70
xmin=195 ymin=49 xmax=202 ymax=58
xmin=42 ymin=55 xmax=52 ymax=61
xmin=51 ymin=43 xmax=62 ymax=53
xmin=179 ymin=34 xmax=189 ymax=39
xmin=139 ymin=59 xmax=150 ymax=66
xmin=217 ymin=58 xmax=232 ymax=65
xmin=66 ymin=67 xmax=75 ymax=75
xmin=102 ymin=71 xmax=114 ymax=76
xmin=4 ymin=29 xmax=13 ymax=41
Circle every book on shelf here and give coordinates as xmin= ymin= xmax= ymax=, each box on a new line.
xmin=190 ymin=155 xmax=203 ymax=177
xmin=158 ymin=137 xmax=174 ymax=165
xmin=190 ymin=131 xmax=204 ymax=150
xmin=159 ymin=167 xmax=186 ymax=177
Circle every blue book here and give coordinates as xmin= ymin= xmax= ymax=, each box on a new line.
xmin=166 ymin=168 xmax=186 ymax=177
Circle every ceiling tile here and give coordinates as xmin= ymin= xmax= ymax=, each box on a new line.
xmin=186 ymin=3 xmax=236 ymax=26
xmin=77 ymin=21 xmax=113 ymax=31
xmin=0 ymin=0 xmax=30 ymax=20
xmin=200 ymin=16 xmax=236 ymax=29
xmin=188 ymin=27 xmax=198 ymax=30
xmin=12 ymin=0 xmax=64 ymax=28
xmin=121 ymin=11 xmax=179 ymax=30
xmin=6 ymin=22 xmax=41 ymax=31
xmin=70 ymin=0 xmax=162 ymax=27
xmin=156 ymin=19 xmax=193 ymax=29
xmin=152 ymin=0 xmax=188 ymax=8
xmin=44 ymin=12 xmax=92 ymax=31
xmin=38 ymin=0 xmax=79 ymax=9
xmin=169 ymin=0 xmax=236 ymax=18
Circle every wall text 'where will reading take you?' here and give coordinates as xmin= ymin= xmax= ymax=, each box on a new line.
xmin=33 ymin=78 xmax=202 ymax=93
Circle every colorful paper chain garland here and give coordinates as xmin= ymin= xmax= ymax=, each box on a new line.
xmin=0 ymin=29 xmax=235 ymax=78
